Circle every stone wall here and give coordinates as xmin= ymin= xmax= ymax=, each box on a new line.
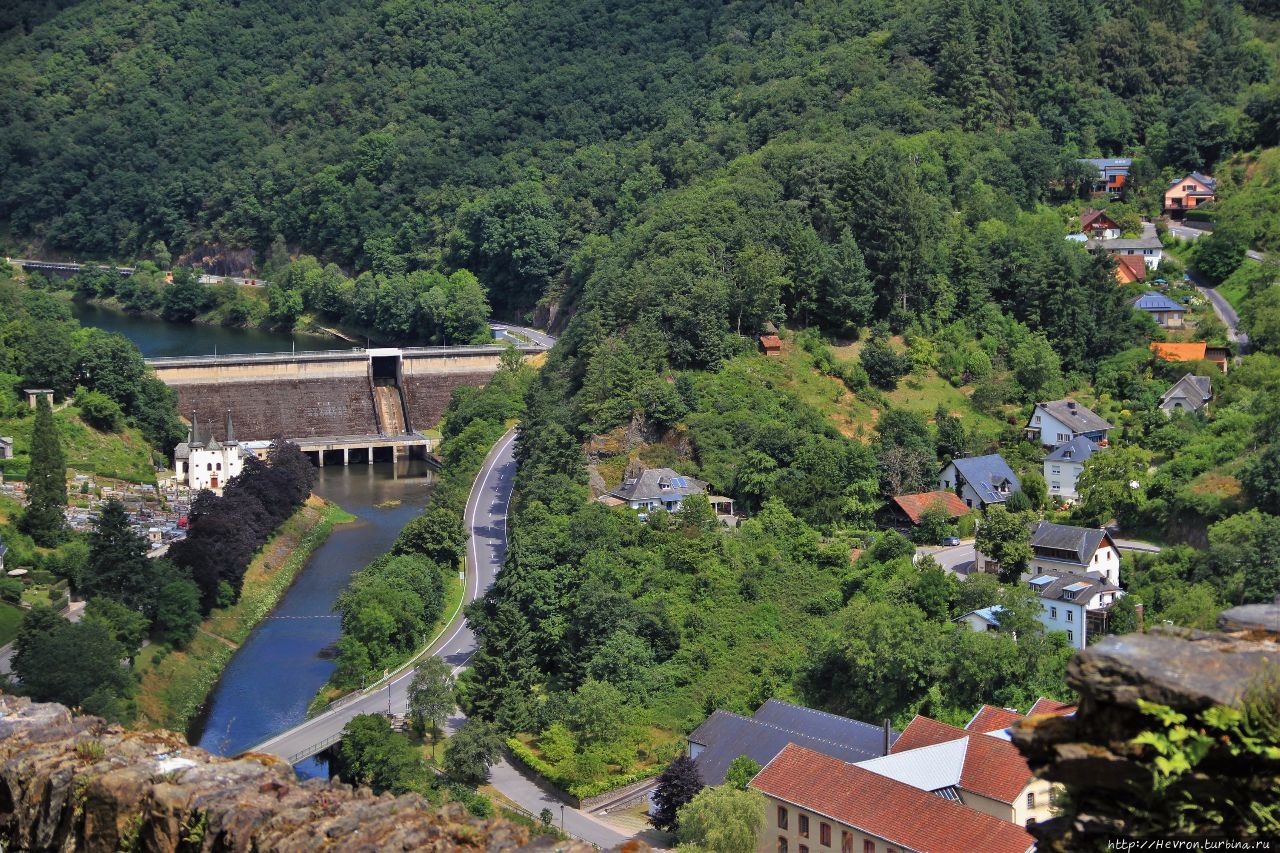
xmin=1012 ymin=602 xmax=1280 ymax=850
xmin=0 ymin=694 xmax=606 ymax=852
xmin=175 ymin=378 xmax=379 ymax=440
xmin=402 ymin=371 xmax=494 ymax=431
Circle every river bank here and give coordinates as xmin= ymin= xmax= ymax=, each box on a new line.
xmin=133 ymin=496 xmax=354 ymax=732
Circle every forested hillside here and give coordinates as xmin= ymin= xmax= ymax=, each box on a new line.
xmin=3 ymin=0 xmax=1277 ymax=317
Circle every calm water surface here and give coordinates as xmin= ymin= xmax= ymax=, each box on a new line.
xmin=69 ymin=301 xmax=344 ymax=358
xmin=189 ymin=463 xmax=435 ymax=777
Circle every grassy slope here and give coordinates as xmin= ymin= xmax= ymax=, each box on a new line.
xmin=133 ymin=496 xmax=354 ymax=732
xmin=0 ymin=601 xmax=22 ymax=645
xmin=0 ymin=405 xmax=155 ymax=483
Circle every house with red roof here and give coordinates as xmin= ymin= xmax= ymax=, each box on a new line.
xmin=1150 ymin=341 xmax=1230 ymax=374
xmin=1114 ymin=254 xmax=1146 ymax=285
xmin=1079 ymin=208 xmax=1121 ymax=240
xmin=865 ymin=699 xmax=1076 ymax=828
xmin=750 ymin=743 xmax=1036 ymax=853
xmin=885 ymin=490 xmax=971 ymax=531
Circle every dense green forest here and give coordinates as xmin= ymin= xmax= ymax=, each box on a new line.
xmin=2 ymin=0 xmax=1277 ymax=319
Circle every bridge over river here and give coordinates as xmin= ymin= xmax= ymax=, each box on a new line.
xmin=146 ymin=338 xmax=545 ymax=465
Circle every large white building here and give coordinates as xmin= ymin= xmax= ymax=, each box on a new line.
xmin=1029 ymin=520 xmax=1121 ymax=586
xmin=174 ymin=410 xmax=247 ymax=495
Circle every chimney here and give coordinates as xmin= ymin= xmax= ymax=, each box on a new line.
xmin=1067 ymin=400 xmax=1077 ymax=411
xmin=882 ymin=718 xmax=892 ymax=756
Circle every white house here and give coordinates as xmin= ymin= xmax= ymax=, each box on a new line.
xmin=938 ymin=454 xmax=1021 ymax=510
xmin=1088 ymin=223 xmax=1164 ymax=269
xmin=605 ymin=467 xmax=707 ymax=513
xmin=1159 ymin=373 xmax=1212 ymax=416
xmin=956 ymin=605 xmax=1005 ymax=634
xmin=1029 ymin=520 xmax=1121 ymax=586
xmin=174 ymin=410 xmax=247 ymax=495
xmin=1026 ymin=571 xmax=1124 ymax=649
xmin=1043 ymin=436 xmax=1101 ymax=504
xmin=955 ymin=572 xmax=1124 ymax=650
xmin=1024 ymin=399 xmax=1113 ymax=448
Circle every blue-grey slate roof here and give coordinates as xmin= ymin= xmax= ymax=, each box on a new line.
xmin=1133 ymin=291 xmax=1183 ymax=313
xmin=948 ymin=454 xmax=1021 ymax=505
xmin=1080 ymin=158 xmax=1132 ymax=170
xmin=1044 ymin=435 xmax=1100 ymax=464
xmin=688 ymin=700 xmax=894 ymax=787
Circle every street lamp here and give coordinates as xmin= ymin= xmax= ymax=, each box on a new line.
xmin=560 ymin=804 xmax=564 ymax=832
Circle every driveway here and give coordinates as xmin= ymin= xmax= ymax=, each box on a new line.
xmin=916 ymin=540 xmax=976 ymax=577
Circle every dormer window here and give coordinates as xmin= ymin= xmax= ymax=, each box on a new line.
xmin=1063 ymin=589 xmax=1077 ymax=601
xmin=1063 ymin=450 xmax=1073 ymax=459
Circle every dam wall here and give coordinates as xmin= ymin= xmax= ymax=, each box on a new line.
xmin=148 ymin=345 xmax=533 ymax=442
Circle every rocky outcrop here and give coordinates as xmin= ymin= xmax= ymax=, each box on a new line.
xmin=0 ymin=695 xmax=598 ymax=852
xmin=1013 ymin=607 xmax=1280 ymax=850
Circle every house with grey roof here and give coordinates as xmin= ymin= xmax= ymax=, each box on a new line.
xmin=1087 ymin=221 xmax=1164 ymax=269
xmin=1029 ymin=520 xmax=1120 ymax=586
xmin=687 ymin=699 xmax=895 ymax=787
xmin=1160 ymin=373 xmax=1212 ymax=416
xmin=1025 ymin=570 xmax=1124 ymax=649
xmin=1043 ymin=436 xmax=1102 ymax=505
xmin=604 ymin=467 xmax=707 ymax=514
xmin=938 ymin=454 xmax=1021 ymax=510
xmin=1132 ymin=291 xmax=1186 ymax=329
xmin=1025 ymin=399 xmax=1113 ymax=448
xmin=0 ymin=436 xmax=12 ymax=460
xmin=1078 ymin=157 xmax=1132 ymax=194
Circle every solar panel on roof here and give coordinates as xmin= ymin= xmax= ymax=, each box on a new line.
xmin=672 ymin=477 xmax=686 ymax=487
xmin=1064 ymin=581 xmax=1090 ymax=592
xmin=1030 ymin=575 xmax=1056 ymax=586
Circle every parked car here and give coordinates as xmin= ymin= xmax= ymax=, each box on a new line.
xmin=941 ymin=536 xmax=962 ymax=546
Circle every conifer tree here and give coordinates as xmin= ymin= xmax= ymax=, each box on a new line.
xmin=20 ymin=395 xmax=66 ymax=546
xmin=83 ymin=499 xmax=151 ymax=609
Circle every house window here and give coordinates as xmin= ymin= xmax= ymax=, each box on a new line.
xmin=777 ymin=806 xmax=788 ymax=829
xmin=799 ymin=814 xmax=809 ymax=838
xmin=1033 ymin=415 xmax=1041 ymax=424
xmin=1057 ymin=433 xmax=1071 ymax=443
xmin=1067 ymin=629 xmax=1074 ymax=644
xmin=1050 ymin=465 xmax=1061 ymax=475
xmin=1050 ymin=607 xmax=1057 ymax=619
xmin=779 ymin=839 xmax=789 ymax=853
xmin=800 ymin=847 xmax=809 ymax=853
xmin=820 ymin=823 xmax=831 ymax=846
xmin=843 ymin=832 xmax=854 ymax=853
xmin=1066 ymin=610 xmax=1073 ymax=622
xmin=1051 ymin=482 xmax=1061 ymax=491
xmin=1027 ymin=792 xmax=1036 ymax=809
xmin=862 ymin=841 xmax=874 ymax=853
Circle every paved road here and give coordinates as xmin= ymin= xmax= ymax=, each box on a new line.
xmin=1187 ymin=267 xmax=1249 ymax=353
xmin=1166 ymin=222 xmax=1208 ymax=242
xmin=250 ymin=428 xmax=518 ymax=761
xmin=916 ymin=540 xmax=976 ymax=576
xmin=490 ymin=322 xmax=557 ymax=349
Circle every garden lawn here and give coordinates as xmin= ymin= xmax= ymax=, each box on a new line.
xmin=0 ymin=601 xmax=23 ymax=646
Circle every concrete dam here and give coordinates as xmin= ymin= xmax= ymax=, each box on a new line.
xmin=146 ymin=344 xmax=540 ymax=464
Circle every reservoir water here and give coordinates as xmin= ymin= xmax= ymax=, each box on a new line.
xmin=69 ymin=300 xmax=345 ymax=358
xmin=70 ymin=300 xmax=433 ymax=777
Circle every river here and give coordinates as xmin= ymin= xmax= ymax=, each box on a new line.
xmin=190 ymin=463 xmax=435 ymax=777
xmin=70 ymin=301 xmax=434 ymax=778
